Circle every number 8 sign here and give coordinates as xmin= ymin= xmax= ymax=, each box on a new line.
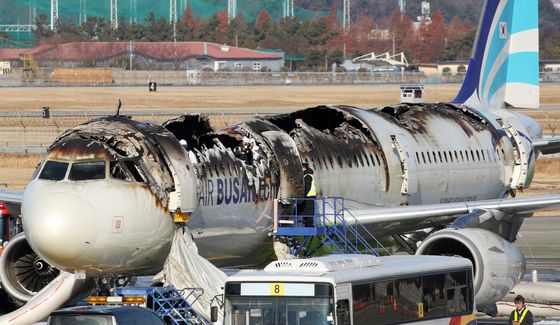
xmin=269 ymin=283 xmax=285 ymax=296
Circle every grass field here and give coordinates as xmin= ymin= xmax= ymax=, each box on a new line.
xmin=0 ymin=83 xmax=558 ymax=111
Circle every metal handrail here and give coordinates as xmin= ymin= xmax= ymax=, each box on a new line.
xmin=274 ymin=197 xmax=390 ymax=257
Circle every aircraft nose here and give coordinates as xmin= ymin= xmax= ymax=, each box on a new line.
xmin=23 ymin=192 xmax=97 ymax=269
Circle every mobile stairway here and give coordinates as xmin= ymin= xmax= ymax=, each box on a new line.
xmin=115 ymin=286 xmax=208 ymax=325
xmin=273 ymin=197 xmax=390 ymax=257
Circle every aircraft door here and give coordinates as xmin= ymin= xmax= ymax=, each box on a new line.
xmin=390 ymin=134 xmax=419 ymax=196
xmin=151 ymin=133 xmax=198 ymax=214
xmin=260 ymin=130 xmax=304 ymax=199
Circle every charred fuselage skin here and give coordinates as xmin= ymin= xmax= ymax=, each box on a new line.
xmin=23 ymin=103 xmax=539 ymax=274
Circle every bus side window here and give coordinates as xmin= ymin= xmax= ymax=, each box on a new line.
xmin=336 ymin=299 xmax=350 ymax=325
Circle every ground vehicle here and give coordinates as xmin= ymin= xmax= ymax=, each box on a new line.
xmin=47 ymin=306 xmax=165 ymax=325
xmin=0 ymin=202 xmax=19 ymax=246
xmin=215 ymin=254 xmax=476 ymax=325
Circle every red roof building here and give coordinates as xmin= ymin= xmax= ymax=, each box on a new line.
xmin=0 ymin=42 xmax=285 ymax=71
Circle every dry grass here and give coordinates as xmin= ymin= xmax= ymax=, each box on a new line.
xmin=0 ymin=153 xmax=42 ymax=190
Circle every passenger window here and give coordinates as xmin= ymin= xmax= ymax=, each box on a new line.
xmin=443 ymin=151 xmax=448 ymax=163
xmin=415 ymin=152 xmax=420 ymax=164
xmin=433 ymin=152 xmax=438 ymax=163
xmin=421 ymin=152 xmax=426 ymax=164
xmin=336 ymin=299 xmax=351 ymax=325
xmin=39 ymin=160 xmax=69 ymax=181
xmin=471 ymin=150 xmax=476 ymax=161
xmin=427 ymin=152 xmax=432 ymax=164
xmin=448 ymin=151 xmax=453 ymax=163
xmin=69 ymin=161 xmax=106 ymax=181
xmin=475 ymin=150 xmax=480 ymax=161
xmin=454 ymin=151 xmax=459 ymax=162
xmin=364 ymin=153 xmax=370 ymax=166
xmin=375 ymin=154 xmax=381 ymax=166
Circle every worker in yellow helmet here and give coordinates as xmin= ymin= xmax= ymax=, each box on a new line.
xmin=509 ymin=295 xmax=533 ymax=325
xmin=301 ymin=163 xmax=316 ymax=227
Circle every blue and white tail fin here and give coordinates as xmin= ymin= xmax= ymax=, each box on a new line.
xmin=452 ymin=0 xmax=539 ymax=109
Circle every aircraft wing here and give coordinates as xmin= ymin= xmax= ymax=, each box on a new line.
xmin=533 ymin=136 xmax=560 ymax=155
xmin=0 ymin=190 xmax=23 ymax=216
xmin=349 ymin=194 xmax=560 ymax=229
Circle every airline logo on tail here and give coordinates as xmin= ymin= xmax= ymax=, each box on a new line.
xmin=453 ymin=0 xmax=539 ymax=109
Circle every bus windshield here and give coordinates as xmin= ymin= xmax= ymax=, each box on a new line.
xmin=224 ymin=283 xmax=334 ymax=325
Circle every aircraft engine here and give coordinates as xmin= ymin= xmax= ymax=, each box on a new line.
xmin=416 ymin=228 xmax=525 ymax=312
xmin=0 ymin=233 xmax=60 ymax=303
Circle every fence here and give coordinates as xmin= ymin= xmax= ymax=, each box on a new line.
xmin=2 ymin=70 xmax=559 ymax=87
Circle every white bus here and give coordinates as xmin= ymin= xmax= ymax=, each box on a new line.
xmin=214 ymin=254 xmax=476 ymax=325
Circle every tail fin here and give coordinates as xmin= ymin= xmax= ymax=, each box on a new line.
xmin=452 ymin=0 xmax=539 ymax=109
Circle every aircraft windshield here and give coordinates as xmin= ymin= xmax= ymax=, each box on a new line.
xmin=69 ymin=161 xmax=106 ymax=181
xmin=39 ymin=160 xmax=69 ymax=181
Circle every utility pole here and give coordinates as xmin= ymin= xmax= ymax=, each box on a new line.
xmin=228 ymin=0 xmax=237 ymax=22
xmin=343 ymin=0 xmax=351 ymax=30
xmin=170 ymin=0 xmax=177 ymax=42
xmin=180 ymin=0 xmax=187 ymax=14
xmin=110 ymin=0 xmax=118 ymax=30
xmin=129 ymin=0 xmax=137 ymax=24
xmin=128 ymin=41 xmax=134 ymax=70
xmin=29 ymin=0 xmax=37 ymax=25
xmin=399 ymin=0 xmax=406 ymax=17
xmin=50 ymin=0 xmax=58 ymax=30
xmin=79 ymin=0 xmax=87 ymax=24
xmin=283 ymin=0 xmax=294 ymax=18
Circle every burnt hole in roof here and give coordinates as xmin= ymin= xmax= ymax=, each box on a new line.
xmin=265 ymin=106 xmax=376 ymax=143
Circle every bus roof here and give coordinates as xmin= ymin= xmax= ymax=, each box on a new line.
xmin=226 ymin=255 xmax=472 ymax=285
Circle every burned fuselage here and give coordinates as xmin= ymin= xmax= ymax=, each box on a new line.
xmin=22 ymin=103 xmax=539 ymax=273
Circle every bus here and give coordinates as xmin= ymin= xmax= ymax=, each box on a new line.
xmin=214 ymin=254 xmax=476 ymax=325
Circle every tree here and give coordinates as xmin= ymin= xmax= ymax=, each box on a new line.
xmin=304 ymin=48 xmax=323 ymax=69
xmin=446 ymin=16 xmax=472 ymax=43
xmin=440 ymin=29 xmax=475 ymax=61
xmin=256 ymin=10 xmax=272 ymax=31
xmin=328 ymin=47 xmax=344 ymax=66
xmin=33 ymin=14 xmax=54 ymax=43
xmin=414 ymin=10 xmax=446 ymax=62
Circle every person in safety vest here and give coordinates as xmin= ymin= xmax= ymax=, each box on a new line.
xmin=509 ymin=295 xmax=533 ymax=325
xmin=301 ymin=163 xmax=316 ymax=227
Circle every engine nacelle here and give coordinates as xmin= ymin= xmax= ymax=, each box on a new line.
xmin=0 ymin=233 xmax=59 ymax=302
xmin=416 ymin=228 xmax=525 ymax=310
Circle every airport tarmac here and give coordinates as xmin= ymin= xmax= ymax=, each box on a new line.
xmin=518 ymin=216 xmax=560 ymax=281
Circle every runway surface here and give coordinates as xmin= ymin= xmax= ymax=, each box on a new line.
xmin=517 ymin=215 xmax=560 ymax=282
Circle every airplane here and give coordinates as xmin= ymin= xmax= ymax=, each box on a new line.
xmin=2 ymin=0 xmax=560 ymax=321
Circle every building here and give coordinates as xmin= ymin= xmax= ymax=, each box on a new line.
xmin=542 ymin=60 xmax=560 ymax=72
xmin=0 ymin=42 xmax=285 ymax=72
xmin=0 ymin=62 xmax=10 ymax=74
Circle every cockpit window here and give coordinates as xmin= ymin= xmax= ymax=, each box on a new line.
xmin=69 ymin=161 xmax=106 ymax=181
xmin=30 ymin=161 xmax=45 ymax=180
xmin=110 ymin=161 xmax=129 ymax=181
xmin=124 ymin=160 xmax=146 ymax=183
xmin=39 ymin=161 xmax=69 ymax=181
